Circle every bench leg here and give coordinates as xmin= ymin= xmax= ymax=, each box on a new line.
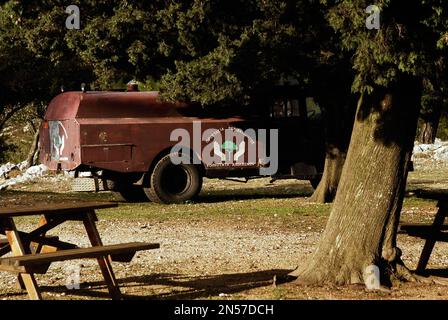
xmin=416 ymin=202 xmax=447 ymax=274
xmin=15 ymin=216 xmax=49 ymax=291
xmin=3 ymin=219 xmax=42 ymax=300
xmin=83 ymin=212 xmax=122 ymax=300
xmin=30 ymin=216 xmax=48 ymax=254
xmin=416 ymin=239 xmax=437 ymax=273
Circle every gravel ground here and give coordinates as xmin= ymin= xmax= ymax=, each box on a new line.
xmin=1 ymin=159 xmax=448 ymax=299
xmin=1 ymin=213 xmax=448 ymax=300
xmin=0 ymin=217 xmax=321 ymax=300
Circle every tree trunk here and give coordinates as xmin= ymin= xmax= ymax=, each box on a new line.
xmin=418 ymin=109 xmax=441 ymax=144
xmin=418 ymin=81 xmax=443 ymax=144
xmin=291 ymin=78 xmax=421 ymax=285
xmin=309 ymin=100 xmax=353 ymax=203
xmin=26 ymin=129 xmax=40 ymax=169
xmin=309 ymin=146 xmax=345 ymax=203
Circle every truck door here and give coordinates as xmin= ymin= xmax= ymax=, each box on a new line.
xmin=268 ymin=96 xmax=324 ymax=175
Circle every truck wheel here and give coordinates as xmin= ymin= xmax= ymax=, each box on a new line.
xmin=144 ymin=153 xmax=203 ymax=204
xmin=113 ymin=186 xmax=148 ymax=203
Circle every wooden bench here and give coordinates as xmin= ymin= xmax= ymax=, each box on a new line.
xmin=0 ymin=242 xmax=159 ymax=273
xmin=399 ymin=190 xmax=448 ymax=274
xmin=0 ymin=202 xmax=160 ymax=300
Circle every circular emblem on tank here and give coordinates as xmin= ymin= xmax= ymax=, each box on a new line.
xmin=99 ymin=131 xmax=108 ymax=143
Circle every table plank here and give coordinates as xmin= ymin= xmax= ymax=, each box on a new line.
xmin=0 ymin=202 xmax=118 ymax=217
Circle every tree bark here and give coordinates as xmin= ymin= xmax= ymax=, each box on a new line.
xmin=291 ymin=78 xmax=421 ymax=285
xmin=309 ymin=146 xmax=345 ymax=203
xmin=418 ymin=79 xmax=443 ymax=144
xmin=418 ymin=108 xmax=441 ymax=144
xmin=26 ymin=129 xmax=40 ymax=169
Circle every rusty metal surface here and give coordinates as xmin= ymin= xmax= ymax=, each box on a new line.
xmin=39 ymin=119 xmax=80 ymax=171
xmin=40 ymin=91 xmax=250 ymax=173
xmin=44 ymin=91 xmax=191 ymax=120
xmin=39 ymin=91 xmax=325 ymax=176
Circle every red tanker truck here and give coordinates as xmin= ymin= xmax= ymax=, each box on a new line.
xmin=39 ymin=90 xmax=325 ymax=203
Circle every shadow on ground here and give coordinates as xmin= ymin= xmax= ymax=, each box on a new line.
xmin=4 ymin=269 xmax=295 ymax=300
xmin=1 ymin=184 xmax=314 ymax=206
xmin=196 ymin=189 xmax=313 ymax=203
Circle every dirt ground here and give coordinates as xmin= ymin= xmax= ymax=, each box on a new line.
xmin=1 ymin=163 xmax=448 ymax=300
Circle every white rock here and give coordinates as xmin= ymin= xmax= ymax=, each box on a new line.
xmin=0 ymin=162 xmax=49 ymax=190
xmin=17 ymin=160 xmax=28 ymax=171
xmin=25 ymin=164 xmax=48 ymax=176
xmin=0 ymin=162 xmax=15 ymax=177
xmin=413 ymin=139 xmax=448 ymax=162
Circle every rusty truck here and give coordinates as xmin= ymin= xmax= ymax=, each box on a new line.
xmin=39 ymin=89 xmax=325 ymax=203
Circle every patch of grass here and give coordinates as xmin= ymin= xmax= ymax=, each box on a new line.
xmin=3 ymin=170 xmax=445 ymax=230
xmin=0 ymin=179 xmax=330 ymax=231
xmin=408 ymin=168 xmax=448 ymax=186
xmin=402 ymin=196 xmax=436 ymax=209
xmin=96 ymin=197 xmax=331 ymax=222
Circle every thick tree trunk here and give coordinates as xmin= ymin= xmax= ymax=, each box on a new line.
xmin=291 ymin=78 xmax=421 ymax=285
xmin=380 ymin=150 xmax=412 ymax=268
xmin=309 ymin=146 xmax=345 ymax=203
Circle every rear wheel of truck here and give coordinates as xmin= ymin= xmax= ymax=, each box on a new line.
xmin=144 ymin=153 xmax=203 ymax=204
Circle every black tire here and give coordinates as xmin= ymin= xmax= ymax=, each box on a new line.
xmin=144 ymin=153 xmax=203 ymax=204
xmin=309 ymin=177 xmax=321 ymax=189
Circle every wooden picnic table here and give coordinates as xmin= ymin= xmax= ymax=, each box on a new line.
xmin=0 ymin=202 xmax=159 ymax=300
xmin=399 ymin=190 xmax=448 ymax=274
